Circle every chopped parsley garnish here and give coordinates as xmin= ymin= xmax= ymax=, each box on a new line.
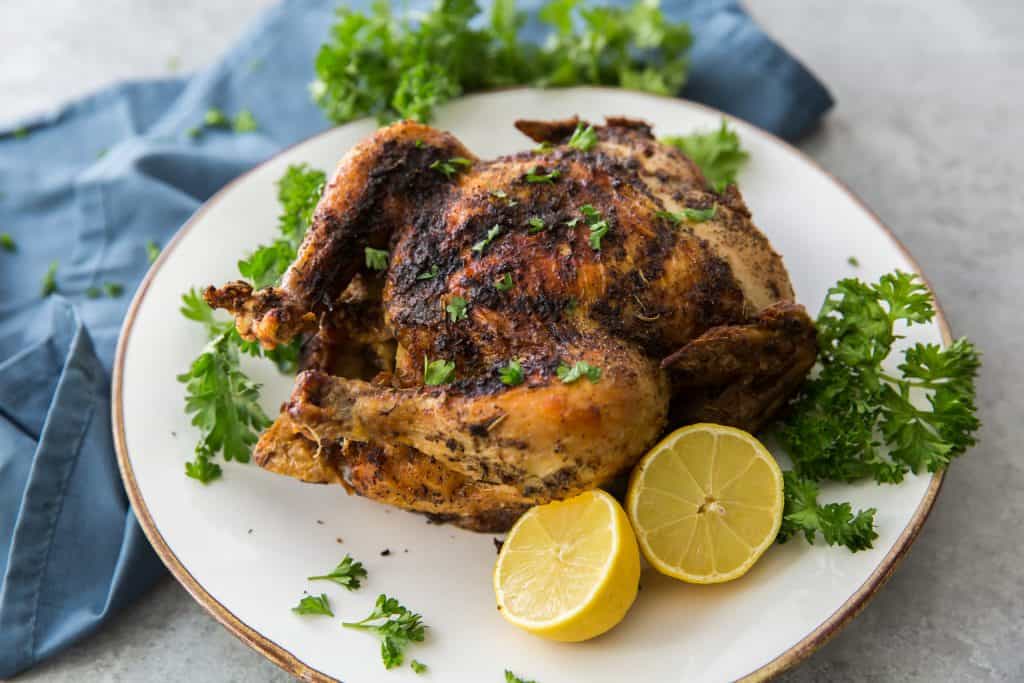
xmin=499 ymin=359 xmax=525 ymax=386
xmin=579 ymin=205 xmax=610 ymax=250
xmin=491 ymin=189 xmax=518 ymax=206
xmin=527 ymin=217 xmax=546 ymax=234
xmin=429 ymin=157 xmax=472 ymax=179
xmin=662 ymin=120 xmax=749 ymax=192
xmin=292 ymin=593 xmax=334 ymax=616
xmin=343 ymin=594 xmax=426 ymax=670
xmin=525 ymin=167 xmax=560 ymax=184
xmin=446 ymin=295 xmax=468 ymax=322
xmin=533 ymin=141 xmax=554 ymax=153
xmin=557 ymin=360 xmax=602 ymax=384
xmin=85 ymin=287 xmax=102 ymax=299
xmin=776 ymin=271 xmax=981 ymax=551
xmin=41 ymin=261 xmax=58 ymax=297
xmin=365 ymin=247 xmax=389 ymax=271
xmin=567 ymin=123 xmax=598 ymax=151
xmin=203 ymin=108 xmax=230 ymax=128
xmin=414 ymin=138 xmax=425 ymax=148
xmin=411 ymin=660 xmax=428 ymax=674
xmin=505 ymin=670 xmax=537 ymax=683
xmin=847 ymin=256 xmax=860 ymax=267
xmin=494 ymin=273 xmax=514 ymax=292
xmin=472 ymin=225 xmax=502 ymax=254
xmin=417 ymin=264 xmax=440 ymax=281
xmin=0 ymin=233 xmax=15 ymax=252
xmin=238 ymin=164 xmax=326 ymax=288
xmin=146 ymin=239 xmax=161 ymax=263
xmin=308 ymin=554 xmax=368 ymax=590
xmin=187 ymin=126 xmax=202 ymax=139
xmin=104 ymin=282 xmax=124 ymax=298
xmin=233 ymin=109 xmax=258 ymax=133
xmin=424 ymin=357 xmax=456 ymax=386
xmin=656 ymin=205 xmax=717 ymax=224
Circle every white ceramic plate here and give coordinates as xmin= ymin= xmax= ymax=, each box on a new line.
xmin=115 ymin=87 xmax=948 ymax=682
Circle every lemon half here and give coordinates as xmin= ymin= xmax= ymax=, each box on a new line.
xmin=493 ymin=489 xmax=640 ymax=641
xmin=626 ymin=423 xmax=784 ymax=584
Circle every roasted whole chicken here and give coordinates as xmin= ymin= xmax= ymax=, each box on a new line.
xmin=206 ymin=117 xmax=817 ymax=531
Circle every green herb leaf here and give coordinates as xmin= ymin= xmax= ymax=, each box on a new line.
xmin=491 ymin=189 xmax=518 ymax=207
xmin=557 ymin=360 xmax=602 ymax=384
xmin=103 ymin=282 xmax=124 ymax=298
xmin=292 ymin=593 xmax=334 ymax=616
xmin=85 ymin=286 xmax=102 ymax=299
xmin=424 ymin=357 xmax=456 ymax=386
xmin=343 ymin=594 xmax=427 ymax=670
xmin=177 ymin=330 xmax=272 ymax=465
xmin=233 ymin=109 xmax=258 ymax=133
xmin=525 ymin=166 xmax=560 ymax=184
xmin=567 ymin=123 xmax=598 ymax=151
xmin=430 ymin=157 xmax=473 ymax=179
xmin=446 ymin=295 xmax=468 ymax=322
xmin=527 ymin=217 xmax=546 ymax=234
xmin=411 ymin=659 xmax=428 ymax=674
xmin=308 ymin=554 xmax=368 ymax=590
xmin=204 ymin=107 xmax=230 ymax=128
xmin=578 ymin=204 xmax=611 ymax=250
xmin=661 ymin=120 xmax=748 ymax=192
xmin=847 ymin=256 xmax=860 ymax=267
xmin=494 ymin=273 xmax=515 ymax=292
xmin=417 ymin=264 xmax=440 ymax=281
xmin=533 ymin=141 xmax=554 ymax=153
xmin=0 ymin=233 xmax=15 ymax=252
xmin=185 ymin=455 xmax=222 ymax=484
xmin=777 ymin=272 xmax=981 ymax=549
xmin=777 ymin=472 xmax=878 ymax=552
xmin=499 ymin=359 xmax=525 ymax=386
xmin=41 ymin=261 xmax=58 ymax=297
xmin=146 ymin=239 xmax=161 ymax=263
xmin=472 ymin=225 xmax=502 ymax=254
xmin=365 ymin=247 xmax=389 ymax=271
xmin=505 ymin=670 xmax=537 ymax=683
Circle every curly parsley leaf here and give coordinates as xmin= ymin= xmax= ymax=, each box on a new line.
xmin=177 ymin=330 xmax=272 ymax=466
xmin=308 ymin=554 xmax=368 ymax=590
xmin=777 ymin=473 xmax=878 ymax=552
xmin=292 ymin=593 xmax=334 ymax=616
xmin=239 ymin=164 xmax=325 ymax=289
xmin=313 ymin=0 xmax=691 ymax=126
xmin=424 ymin=357 xmax=456 ymax=386
xmin=777 ymin=271 xmax=980 ymax=550
xmin=662 ymin=120 xmax=748 ymax=191
xmin=557 ymin=360 xmax=602 ymax=384
xmin=343 ymin=594 xmax=427 ymax=670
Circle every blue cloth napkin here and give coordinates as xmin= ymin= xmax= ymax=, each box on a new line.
xmin=0 ymin=0 xmax=832 ymax=676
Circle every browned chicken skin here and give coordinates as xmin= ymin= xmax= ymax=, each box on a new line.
xmin=206 ymin=117 xmax=816 ymax=531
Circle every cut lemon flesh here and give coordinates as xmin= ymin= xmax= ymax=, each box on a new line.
xmin=494 ymin=489 xmax=640 ymax=642
xmin=626 ymin=423 xmax=784 ymax=584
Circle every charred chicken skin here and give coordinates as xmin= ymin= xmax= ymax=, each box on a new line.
xmin=205 ymin=117 xmax=817 ymax=531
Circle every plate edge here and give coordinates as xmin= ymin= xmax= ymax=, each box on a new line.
xmin=111 ymin=85 xmax=955 ymax=683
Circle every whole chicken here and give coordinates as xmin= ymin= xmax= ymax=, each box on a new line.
xmin=206 ymin=117 xmax=816 ymax=531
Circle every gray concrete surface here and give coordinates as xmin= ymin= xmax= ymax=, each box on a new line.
xmin=3 ymin=0 xmax=1022 ymax=680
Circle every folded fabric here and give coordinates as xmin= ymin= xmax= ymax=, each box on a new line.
xmin=0 ymin=0 xmax=832 ymax=676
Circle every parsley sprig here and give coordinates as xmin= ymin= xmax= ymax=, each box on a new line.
xmin=343 ymin=594 xmax=427 ymax=670
xmin=308 ymin=554 xmax=368 ymax=590
xmin=579 ymin=205 xmax=610 ymax=250
xmin=312 ymin=0 xmax=692 ymax=126
xmin=662 ymin=120 xmax=748 ymax=191
xmin=557 ymin=360 xmax=602 ymax=384
xmin=567 ymin=123 xmax=598 ymax=151
xmin=777 ymin=272 xmax=980 ymax=550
